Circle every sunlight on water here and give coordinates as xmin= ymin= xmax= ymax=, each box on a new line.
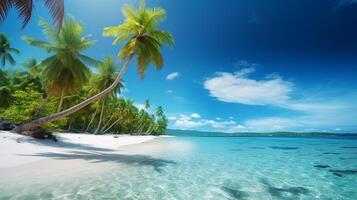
xmin=1 ymin=137 xmax=357 ymax=200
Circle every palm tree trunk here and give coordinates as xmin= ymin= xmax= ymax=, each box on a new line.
xmin=100 ymin=113 xmax=115 ymax=133
xmin=85 ymin=107 xmax=98 ymax=133
xmin=94 ymin=98 xmax=105 ymax=134
xmin=14 ymin=55 xmax=133 ymax=133
xmin=57 ymin=89 xmax=65 ymax=112
xmin=103 ymin=118 xmax=121 ymax=134
xmin=145 ymin=123 xmax=153 ymax=135
xmin=67 ymin=121 xmax=72 ymax=132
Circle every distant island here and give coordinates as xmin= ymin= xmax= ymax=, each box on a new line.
xmin=166 ymin=129 xmax=357 ymax=138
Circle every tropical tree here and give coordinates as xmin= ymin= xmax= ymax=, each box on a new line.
xmin=89 ymin=56 xmax=124 ymax=134
xmin=0 ymin=0 xmax=64 ymax=30
xmin=22 ymin=17 xmax=98 ymax=113
xmin=15 ymin=1 xmax=173 ymax=133
xmin=0 ymin=33 xmax=20 ymax=67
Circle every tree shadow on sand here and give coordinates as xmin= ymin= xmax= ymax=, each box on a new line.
xmin=21 ymin=137 xmax=116 ymax=152
xmin=20 ymin=151 xmax=177 ymax=173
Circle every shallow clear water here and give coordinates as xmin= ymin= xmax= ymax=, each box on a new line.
xmin=1 ymin=136 xmax=357 ymax=200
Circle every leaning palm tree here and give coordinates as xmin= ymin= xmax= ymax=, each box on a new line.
xmin=0 ymin=0 xmax=64 ymax=30
xmin=22 ymin=17 xmax=98 ymax=113
xmin=14 ymin=1 xmax=173 ymax=133
xmin=0 ymin=33 xmax=20 ymax=67
xmin=89 ymin=56 xmax=124 ymax=134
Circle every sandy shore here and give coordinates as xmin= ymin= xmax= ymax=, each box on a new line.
xmin=0 ymin=131 xmax=170 ymax=169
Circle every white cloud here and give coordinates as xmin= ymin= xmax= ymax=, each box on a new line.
xmin=175 ymin=119 xmax=203 ymax=128
xmin=166 ymin=72 xmax=179 ymax=80
xmin=201 ymin=65 xmax=357 ymax=132
xmin=166 ymin=90 xmax=173 ymax=94
xmin=204 ymin=68 xmax=347 ymax=114
xmin=179 ymin=114 xmax=192 ymax=121
xmin=174 ymin=114 xmax=202 ymax=128
xmin=216 ymin=117 xmax=222 ymax=120
xmin=240 ymin=103 xmax=357 ymax=132
xmin=191 ymin=113 xmax=201 ymax=118
xmin=171 ymin=113 xmax=237 ymax=130
xmin=168 ymin=116 xmax=177 ymax=121
xmin=204 ymin=68 xmax=293 ymax=106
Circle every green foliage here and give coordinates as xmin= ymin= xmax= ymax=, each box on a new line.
xmin=89 ymin=56 xmax=123 ymax=97
xmin=1 ymin=86 xmax=43 ymax=124
xmin=22 ymin=17 xmax=98 ymax=98
xmin=0 ymin=68 xmax=167 ymax=134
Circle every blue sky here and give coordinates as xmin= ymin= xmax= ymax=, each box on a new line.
xmin=1 ymin=0 xmax=357 ymax=133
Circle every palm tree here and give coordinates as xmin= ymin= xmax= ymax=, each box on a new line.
xmin=22 ymin=17 xmax=98 ymax=113
xmin=89 ymin=56 xmax=124 ymax=134
xmin=21 ymin=57 xmax=43 ymax=92
xmin=0 ymin=33 xmax=20 ymax=67
xmin=14 ymin=1 xmax=173 ymax=133
xmin=0 ymin=0 xmax=64 ymax=30
xmin=156 ymin=106 xmax=164 ymax=118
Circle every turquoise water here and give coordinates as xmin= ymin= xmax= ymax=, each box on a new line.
xmin=1 ymin=136 xmax=357 ymax=199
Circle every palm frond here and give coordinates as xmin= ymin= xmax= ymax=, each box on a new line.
xmin=21 ymin=35 xmax=56 ymax=52
xmin=9 ymin=47 xmax=20 ymax=55
xmin=0 ymin=0 xmax=64 ymax=30
xmin=148 ymin=30 xmax=174 ymax=46
xmin=13 ymin=0 xmax=33 ymax=29
xmin=0 ymin=0 xmax=12 ymax=23
xmin=43 ymin=0 xmax=64 ymax=32
xmin=38 ymin=18 xmax=58 ymax=42
xmin=78 ymin=54 xmax=101 ymax=67
xmin=6 ymin=53 xmax=16 ymax=65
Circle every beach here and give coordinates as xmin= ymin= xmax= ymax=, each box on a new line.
xmin=0 ymin=131 xmax=174 ymax=187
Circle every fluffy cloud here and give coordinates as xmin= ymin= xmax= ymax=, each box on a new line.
xmin=191 ymin=113 xmax=201 ymax=118
xmin=204 ymin=68 xmax=346 ymax=113
xmin=166 ymin=72 xmax=179 ymax=80
xmin=204 ymin=68 xmax=292 ymax=106
xmin=171 ymin=114 xmax=237 ymax=130
xmin=202 ymin=66 xmax=357 ymax=132
xmin=175 ymin=119 xmax=203 ymax=128
xmin=168 ymin=116 xmax=177 ymax=120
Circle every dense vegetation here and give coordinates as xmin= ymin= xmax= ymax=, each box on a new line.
xmin=0 ymin=2 xmax=172 ymax=135
xmin=0 ymin=54 xmax=168 ymax=135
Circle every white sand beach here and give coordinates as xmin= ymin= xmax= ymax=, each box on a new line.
xmin=0 ymin=131 xmax=167 ymax=168
xmin=0 ymin=131 xmax=174 ymax=187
